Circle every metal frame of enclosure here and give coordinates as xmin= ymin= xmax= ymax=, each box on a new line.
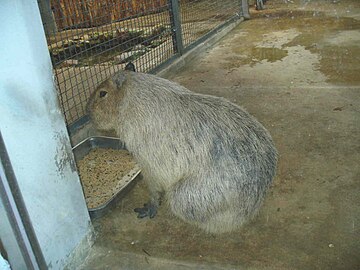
xmin=38 ymin=0 xmax=246 ymax=132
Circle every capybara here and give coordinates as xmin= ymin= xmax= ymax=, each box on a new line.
xmin=87 ymin=63 xmax=277 ymax=233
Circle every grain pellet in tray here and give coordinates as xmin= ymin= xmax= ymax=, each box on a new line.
xmin=77 ymin=148 xmax=137 ymax=209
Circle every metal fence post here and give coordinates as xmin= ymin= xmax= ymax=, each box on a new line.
xmin=37 ymin=0 xmax=58 ymax=36
xmin=240 ymin=0 xmax=251 ymax=19
xmin=168 ymin=0 xmax=184 ymax=55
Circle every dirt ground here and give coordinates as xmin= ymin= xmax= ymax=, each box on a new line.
xmin=79 ymin=0 xmax=360 ymax=269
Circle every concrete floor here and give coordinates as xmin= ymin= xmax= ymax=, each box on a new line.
xmin=79 ymin=0 xmax=360 ymax=269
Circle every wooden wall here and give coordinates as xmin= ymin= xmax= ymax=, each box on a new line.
xmin=51 ymin=0 xmax=169 ymax=30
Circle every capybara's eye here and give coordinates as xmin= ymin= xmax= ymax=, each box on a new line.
xmin=99 ymin=91 xmax=108 ymax=98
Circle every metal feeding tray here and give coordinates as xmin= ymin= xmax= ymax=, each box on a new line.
xmin=73 ymin=136 xmax=141 ymax=219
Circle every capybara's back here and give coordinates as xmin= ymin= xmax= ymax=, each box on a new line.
xmin=87 ymin=64 xmax=278 ymax=233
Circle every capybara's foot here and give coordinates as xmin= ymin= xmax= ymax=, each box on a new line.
xmin=134 ymin=203 xmax=157 ymax=219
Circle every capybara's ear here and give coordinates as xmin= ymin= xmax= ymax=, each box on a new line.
xmin=125 ymin=62 xmax=136 ymax=72
xmin=112 ymin=73 xmax=127 ymax=89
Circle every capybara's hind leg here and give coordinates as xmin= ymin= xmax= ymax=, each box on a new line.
xmin=167 ymin=177 xmax=224 ymax=225
xmin=168 ymin=179 xmax=246 ymax=233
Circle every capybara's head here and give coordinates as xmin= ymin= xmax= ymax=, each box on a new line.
xmin=87 ymin=63 xmax=136 ymax=131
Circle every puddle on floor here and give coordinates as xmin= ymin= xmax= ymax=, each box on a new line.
xmin=227 ymin=47 xmax=288 ymax=66
xmin=218 ymin=8 xmax=360 ymax=84
xmin=282 ymin=16 xmax=360 ymax=84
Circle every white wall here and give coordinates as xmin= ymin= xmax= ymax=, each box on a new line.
xmin=0 ymin=1 xmax=92 ymax=269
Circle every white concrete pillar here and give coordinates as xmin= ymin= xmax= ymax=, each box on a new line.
xmin=0 ymin=1 xmax=92 ymax=269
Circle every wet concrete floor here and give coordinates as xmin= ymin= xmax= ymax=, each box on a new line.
xmin=80 ymin=0 xmax=360 ymax=269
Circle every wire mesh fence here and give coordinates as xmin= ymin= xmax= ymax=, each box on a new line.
xmin=180 ymin=0 xmax=242 ymax=47
xmin=39 ymin=0 xmax=243 ymax=129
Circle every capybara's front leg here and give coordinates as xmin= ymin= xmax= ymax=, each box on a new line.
xmin=134 ymin=182 xmax=163 ymax=219
xmin=134 ymin=202 xmax=158 ymax=218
